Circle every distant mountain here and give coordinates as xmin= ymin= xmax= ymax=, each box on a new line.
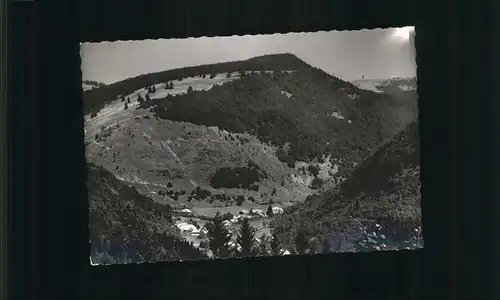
xmin=352 ymin=77 xmax=417 ymax=93
xmin=87 ymin=162 xmax=206 ymax=264
xmin=352 ymin=77 xmax=418 ymax=108
xmin=271 ymin=121 xmax=421 ymax=253
xmin=84 ymin=53 xmax=420 ymax=261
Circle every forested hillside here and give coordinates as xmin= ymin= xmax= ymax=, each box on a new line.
xmin=271 ymin=121 xmax=421 ymax=253
xmin=148 ymin=55 xmax=417 ymax=181
xmin=88 ymin=163 xmax=206 ymax=264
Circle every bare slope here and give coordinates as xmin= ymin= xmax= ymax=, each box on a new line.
xmin=86 ymin=113 xmax=313 ymax=206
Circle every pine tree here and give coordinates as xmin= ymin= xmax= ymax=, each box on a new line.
xmin=145 ymin=94 xmax=151 ymax=102
xmin=137 ymin=94 xmax=144 ymax=104
xmin=226 ymin=72 xmax=231 ymax=78
xmin=270 ymin=233 xmax=281 ymax=256
xmin=294 ymin=229 xmax=310 ymax=255
xmin=206 ymin=211 xmax=231 ymax=258
xmin=169 ymin=82 xmax=174 ymax=89
xmin=321 ymin=237 xmax=330 ymax=254
xmin=187 ymin=86 xmax=194 ymax=93
xmin=266 ymin=205 xmax=274 ymax=217
xmin=236 ymin=217 xmax=256 ymax=257
xmin=152 ymin=85 xmax=156 ymax=93
xmin=354 ymin=197 xmax=361 ymax=211
xmin=124 ymin=103 xmax=128 ymax=110
xmin=127 ymin=97 xmax=130 ymax=103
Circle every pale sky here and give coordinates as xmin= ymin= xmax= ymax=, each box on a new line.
xmin=81 ymin=27 xmax=416 ymax=85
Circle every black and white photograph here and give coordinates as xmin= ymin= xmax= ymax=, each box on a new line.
xmin=82 ymin=27 xmax=422 ymax=265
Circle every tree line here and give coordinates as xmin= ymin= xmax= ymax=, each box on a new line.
xmin=83 ymin=53 xmax=312 ymax=115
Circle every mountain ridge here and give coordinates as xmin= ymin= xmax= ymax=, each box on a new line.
xmin=84 ymin=53 xmax=318 ymax=114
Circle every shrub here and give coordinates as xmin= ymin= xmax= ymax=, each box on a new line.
xmin=236 ymin=195 xmax=245 ymax=206
xmin=221 ymin=212 xmax=234 ymax=221
xmin=308 ymin=165 xmax=320 ymax=177
xmin=310 ymin=177 xmax=324 ymax=190
xmin=194 ymin=187 xmax=211 ymax=199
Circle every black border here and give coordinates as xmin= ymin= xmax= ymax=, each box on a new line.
xmin=12 ymin=0 xmax=498 ymax=298
xmin=11 ymin=2 xmax=39 ymax=299
xmin=0 ymin=0 xmax=9 ymax=298
xmin=488 ymin=0 xmax=500 ymax=298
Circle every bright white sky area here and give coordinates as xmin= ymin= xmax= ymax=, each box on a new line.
xmin=81 ymin=27 xmax=416 ymax=85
